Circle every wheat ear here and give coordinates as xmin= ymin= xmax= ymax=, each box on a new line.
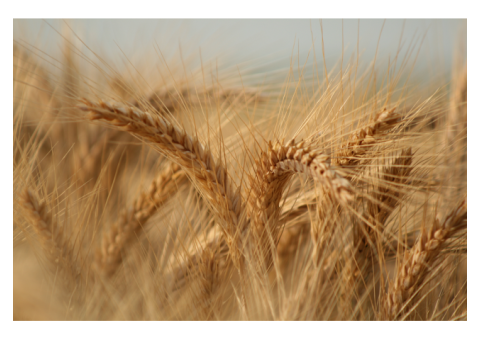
xmin=383 ymin=198 xmax=467 ymax=320
xmin=96 ymin=162 xmax=188 ymax=276
xmin=248 ymin=139 xmax=353 ymax=269
xmin=333 ymin=107 xmax=400 ymax=169
xmin=79 ymin=99 xmax=246 ymax=266
xmin=20 ymin=189 xmax=80 ymax=285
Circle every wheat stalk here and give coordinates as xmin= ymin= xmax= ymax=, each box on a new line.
xmin=305 ymin=108 xmax=403 ymax=296
xmin=79 ymin=98 xmax=247 ymax=267
xmin=75 ymin=129 xmax=121 ymax=185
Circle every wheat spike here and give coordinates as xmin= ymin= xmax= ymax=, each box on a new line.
xmin=333 ymin=107 xmax=400 ymax=169
xmin=96 ymin=162 xmax=188 ymax=276
xmin=20 ymin=189 xmax=81 ymax=286
xmin=384 ymin=198 xmax=467 ymax=320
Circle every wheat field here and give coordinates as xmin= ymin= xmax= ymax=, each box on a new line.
xmin=13 ymin=20 xmax=467 ymax=321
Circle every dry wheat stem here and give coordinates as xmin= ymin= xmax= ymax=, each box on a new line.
xmin=383 ymin=198 xmax=467 ymax=320
xmin=96 ymin=162 xmax=188 ymax=276
xmin=79 ymin=98 xmax=247 ymax=267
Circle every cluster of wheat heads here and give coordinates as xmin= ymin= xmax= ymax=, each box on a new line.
xmin=13 ymin=34 xmax=466 ymax=320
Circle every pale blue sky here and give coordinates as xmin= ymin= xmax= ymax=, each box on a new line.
xmin=14 ymin=19 xmax=466 ymax=79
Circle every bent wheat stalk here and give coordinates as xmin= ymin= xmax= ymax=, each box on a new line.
xmin=248 ymin=139 xmax=353 ymax=269
xmin=79 ymin=99 xmax=246 ymax=267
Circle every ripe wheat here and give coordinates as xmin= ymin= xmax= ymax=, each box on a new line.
xmin=13 ymin=23 xmax=467 ymax=321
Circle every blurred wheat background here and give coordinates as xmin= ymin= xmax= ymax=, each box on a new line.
xmin=13 ymin=19 xmax=467 ymax=320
